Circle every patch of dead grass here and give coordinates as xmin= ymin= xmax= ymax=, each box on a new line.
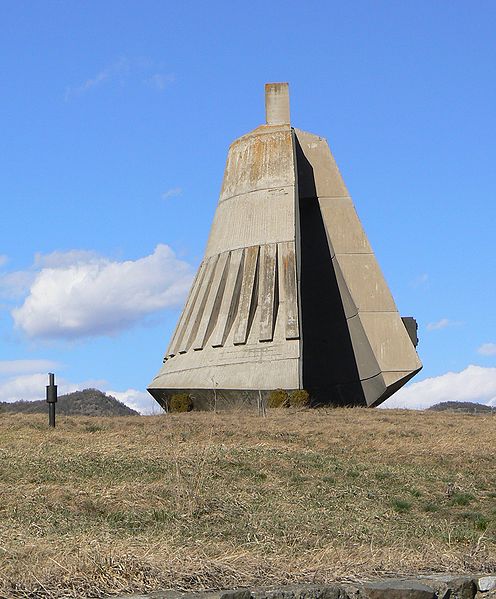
xmin=0 ymin=408 xmax=494 ymax=597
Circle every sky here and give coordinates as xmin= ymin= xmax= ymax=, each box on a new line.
xmin=1 ymin=1 xmax=495 ymax=413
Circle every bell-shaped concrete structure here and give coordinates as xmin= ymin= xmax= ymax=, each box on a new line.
xmin=148 ymin=83 xmax=421 ymax=409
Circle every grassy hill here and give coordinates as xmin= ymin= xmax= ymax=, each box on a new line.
xmin=0 ymin=388 xmax=139 ymax=416
xmin=0 ymin=408 xmax=494 ymax=598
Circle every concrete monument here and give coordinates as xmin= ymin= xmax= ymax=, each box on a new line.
xmin=148 ymin=83 xmax=422 ymax=409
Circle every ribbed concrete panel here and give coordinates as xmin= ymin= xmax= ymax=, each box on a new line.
xmin=168 ymin=260 xmax=208 ymax=357
xmin=192 ymin=252 xmax=229 ymax=351
xmin=279 ymin=241 xmax=299 ymax=340
xmin=210 ymin=249 xmax=244 ymax=348
xmin=165 ymin=268 xmax=201 ymax=358
xmin=177 ymin=256 xmax=217 ymax=354
xmin=233 ymin=245 xmax=259 ymax=345
xmin=259 ymin=243 xmax=277 ymax=342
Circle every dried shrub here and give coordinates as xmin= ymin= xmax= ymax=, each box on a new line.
xmin=169 ymin=393 xmax=193 ymax=413
xmin=289 ymin=390 xmax=310 ymax=407
xmin=267 ymin=389 xmax=289 ymax=408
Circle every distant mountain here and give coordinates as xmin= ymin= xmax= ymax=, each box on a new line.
xmin=0 ymin=388 xmax=139 ymax=416
xmin=428 ymin=401 xmax=495 ymax=414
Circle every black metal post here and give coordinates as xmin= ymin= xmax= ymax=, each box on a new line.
xmin=46 ymin=372 xmax=57 ymax=428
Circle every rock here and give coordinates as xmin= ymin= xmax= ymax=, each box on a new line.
xmin=479 ymin=578 xmax=496 ymax=593
xmin=252 ymin=586 xmax=347 ymax=599
xmin=423 ymin=576 xmax=477 ymax=599
xmin=362 ymin=580 xmax=436 ymax=599
xmin=220 ymin=591 xmax=252 ymax=599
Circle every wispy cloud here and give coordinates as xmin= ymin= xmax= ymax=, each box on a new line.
xmin=148 ymin=73 xmax=175 ymax=90
xmin=382 ymin=365 xmax=496 ymax=409
xmin=426 ymin=318 xmax=454 ymax=331
xmin=162 ymin=187 xmax=182 ymax=200
xmin=65 ymin=58 xmax=175 ymax=101
xmin=0 ymin=255 xmax=8 ymax=267
xmin=478 ymin=342 xmax=496 ymax=356
xmin=64 ymin=58 xmax=128 ymax=101
xmin=411 ymin=273 xmax=428 ymax=288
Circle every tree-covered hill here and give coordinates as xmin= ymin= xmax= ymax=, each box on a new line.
xmin=0 ymin=388 xmax=139 ymax=416
xmin=428 ymin=400 xmax=495 ymax=414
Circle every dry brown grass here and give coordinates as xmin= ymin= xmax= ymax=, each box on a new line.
xmin=0 ymin=408 xmax=495 ymax=598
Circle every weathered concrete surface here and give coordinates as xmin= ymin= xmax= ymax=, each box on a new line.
xmin=148 ymin=83 xmax=422 ymax=409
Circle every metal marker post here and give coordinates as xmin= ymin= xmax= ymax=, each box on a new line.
xmin=46 ymin=372 xmax=57 ymax=428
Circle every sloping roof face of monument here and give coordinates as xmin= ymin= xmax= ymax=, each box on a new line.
xmin=148 ymin=83 xmax=422 ymax=409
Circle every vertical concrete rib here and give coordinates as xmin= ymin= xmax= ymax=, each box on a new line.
xmin=192 ymin=251 xmax=229 ymax=350
xmin=233 ymin=245 xmax=259 ymax=345
xmin=168 ymin=260 xmax=208 ymax=356
xmin=177 ymin=256 xmax=217 ymax=354
xmin=210 ymin=248 xmax=244 ymax=348
xmin=259 ymin=243 xmax=277 ymax=342
xmin=279 ymin=241 xmax=299 ymax=340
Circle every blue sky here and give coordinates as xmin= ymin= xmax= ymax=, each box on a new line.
xmin=1 ymin=1 xmax=495 ymax=412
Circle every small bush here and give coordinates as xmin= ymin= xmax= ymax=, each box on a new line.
xmin=267 ymin=389 xmax=289 ymax=408
xmin=169 ymin=393 xmax=193 ymax=413
xmin=451 ymin=492 xmax=474 ymax=506
xmin=391 ymin=498 xmax=412 ymax=513
xmin=289 ymin=389 xmax=310 ymax=407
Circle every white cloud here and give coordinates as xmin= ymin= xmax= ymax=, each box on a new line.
xmin=426 ymin=318 xmax=451 ymax=331
xmin=11 ymin=244 xmax=193 ymax=340
xmin=0 ymin=366 xmax=158 ymax=415
xmin=0 ymin=372 xmax=106 ymax=404
xmin=478 ymin=343 xmax=496 ymax=356
xmin=107 ymin=388 xmax=161 ymax=415
xmin=0 ymin=255 xmax=8 ymax=267
xmin=162 ymin=187 xmax=182 ymax=200
xmin=382 ymin=365 xmax=496 ymax=409
xmin=0 ymin=359 xmax=60 ymax=375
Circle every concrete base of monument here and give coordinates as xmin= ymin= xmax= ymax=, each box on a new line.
xmin=147 ymin=386 xmax=369 ymax=411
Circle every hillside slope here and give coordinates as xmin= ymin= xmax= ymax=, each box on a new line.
xmin=0 ymin=388 xmax=139 ymax=416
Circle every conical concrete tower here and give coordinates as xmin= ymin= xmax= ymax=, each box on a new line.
xmin=148 ymin=83 xmax=421 ymax=409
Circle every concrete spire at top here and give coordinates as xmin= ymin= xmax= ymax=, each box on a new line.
xmin=265 ymin=82 xmax=290 ymax=125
